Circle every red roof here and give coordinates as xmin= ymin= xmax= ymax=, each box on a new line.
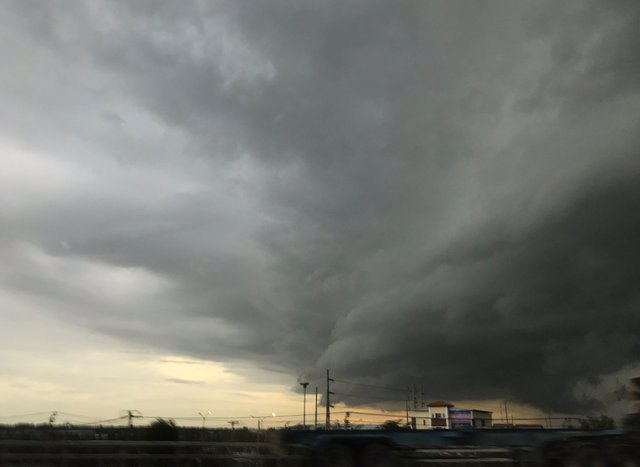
xmin=427 ymin=401 xmax=454 ymax=407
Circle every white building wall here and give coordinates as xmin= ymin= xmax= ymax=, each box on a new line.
xmin=409 ymin=409 xmax=431 ymax=430
xmin=409 ymin=406 xmax=452 ymax=430
xmin=429 ymin=406 xmax=450 ymax=429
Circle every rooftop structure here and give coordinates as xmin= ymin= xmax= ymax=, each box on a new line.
xmin=427 ymin=401 xmax=454 ymax=407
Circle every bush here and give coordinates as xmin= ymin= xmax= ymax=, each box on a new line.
xmin=145 ymin=418 xmax=179 ymax=441
xmin=380 ymin=420 xmax=404 ymax=431
xmin=578 ymin=415 xmax=616 ymax=430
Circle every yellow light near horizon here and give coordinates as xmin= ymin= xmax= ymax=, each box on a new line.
xmin=150 ymin=356 xmax=243 ymax=385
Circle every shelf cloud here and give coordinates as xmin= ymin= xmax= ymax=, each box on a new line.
xmin=1 ymin=0 xmax=639 ymax=414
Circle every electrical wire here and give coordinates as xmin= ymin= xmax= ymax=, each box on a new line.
xmin=74 ymin=416 xmax=129 ymax=426
xmin=0 ymin=411 xmax=52 ymax=420
xmin=348 ymin=410 xmax=407 ymax=418
xmin=332 ymin=379 xmax=407 ymax=394
xmin=331 ymin=391 xmax=394 ymax=401
xmin=57 ymin=412 xmax=100 ymax=420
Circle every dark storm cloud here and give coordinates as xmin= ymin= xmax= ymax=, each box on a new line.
xmin=1 ymin=0 xmax=639 ymax=413
xmin=320 ymin=163 xmax=640 ymax=412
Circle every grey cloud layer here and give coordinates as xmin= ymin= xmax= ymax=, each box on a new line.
xmin=1 ymin=0 xmax=639 ymax=413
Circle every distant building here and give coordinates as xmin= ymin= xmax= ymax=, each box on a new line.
xmin=450 ymin=408 xmax=492 ymax=428
xmin=409 ymin=401 xmax=492 ymax=430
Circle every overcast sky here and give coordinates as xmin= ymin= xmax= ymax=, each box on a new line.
xmin=1 ymin=0 xmax=639 ymax=424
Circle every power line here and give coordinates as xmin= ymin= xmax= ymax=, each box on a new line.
xmin=75 ymin=416 xmax=128 ymax=426
xmin=57 ymin=412 xmax=100 ymax=420
xmin=331 ymin=391 xmax=393 ymax=402
xmin=142 ymin=415 xmax=249 ymax=421
xmin=331 ymin=379 xmax=408 ymax=394
xmin=332 ymin=378 xmax=446 ymax=403
xmin=348 ymin=411 xmax=407 ymax=418
xmin=0 ymin=411 xmax=51 ymax=420
xmin=153 ymin=413 xmax=305 ymax=421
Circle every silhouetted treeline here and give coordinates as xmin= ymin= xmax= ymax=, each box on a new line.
xmin=0 ymin=422 xmax=262 ymax=442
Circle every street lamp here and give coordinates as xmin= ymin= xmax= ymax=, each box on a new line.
xmin=251 ymin=413 xmax=275 ymax=442
xmin=299 ymin=382 xmax=309 ymax=428
xmin=228 ymin=420 xmax=239 ymax=430
xmin=198 ymin=410 xmax=212 ymax=429
xmin=251 ymin=415 xmax=259 ymax=430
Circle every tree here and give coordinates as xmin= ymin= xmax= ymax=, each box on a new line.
xmin=578 ymin=415 xmax=616 ymax=430
xmin=380 ymin=419 xmax=403 ymax=431
xmin=145 ymin=418 xmax=179 ymax=441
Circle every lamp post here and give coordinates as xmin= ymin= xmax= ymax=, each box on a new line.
xmin=251 ymin=415 xmax=261 ymax=431
xmin=251 ymin=413 xmax=275 ymax=442
xmin=315 ymin=387 xmax=318 ymax=428
xmin=299 ymin=382 xmax=309 ymax=428
xmin=198 ymin=410 xmax=212 ymax=429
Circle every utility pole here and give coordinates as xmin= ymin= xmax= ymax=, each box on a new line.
xmin=326 ymin=369 xmax=334 ymax=429
xmin=405 ymin=399 xmax=410 ymax=427
xmin=406 ymin=386 xmax=410 ymax=427
xmin=228 ymin=420 xmax=239 ymax=441
xmin=314 ymin=386 xmax=318 ymax=429
xmin=251 ymin=415 xmax=261 ymax=442
xmin=121 ymin=410 xmax=142 ymax=429
xmin=504 ymin=400 xmax=510 ymax=425
xmin=421 ymin=386 xmax=425 ymax=408
xmin=300 ymin=381 xmax=309 ymax=428
xmin=198 ymin=410 xmax=211 ymax=430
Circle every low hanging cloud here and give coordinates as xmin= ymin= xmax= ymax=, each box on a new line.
xmin=1 ymin=0 xmax=639 ymax=414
